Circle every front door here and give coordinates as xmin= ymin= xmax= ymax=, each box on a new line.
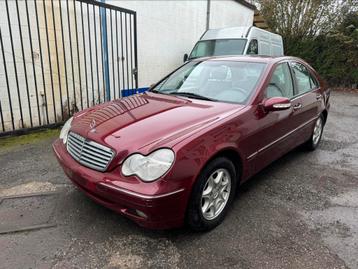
xmin=249 ymin=62 xmax=298 ymax=174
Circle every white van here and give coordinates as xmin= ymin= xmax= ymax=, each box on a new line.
xmin=185 ymin=26 xmax=284 ymax=61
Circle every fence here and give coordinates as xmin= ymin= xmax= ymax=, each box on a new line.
xmin=0 ymin=0 xmax=138 ymax=136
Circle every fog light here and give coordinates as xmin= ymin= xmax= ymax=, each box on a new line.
xmin=135 ymin=209 xmax=147 ymax=219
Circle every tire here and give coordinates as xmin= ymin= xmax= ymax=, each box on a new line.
xmin=186 ymin=157 xmax=237 ymax=231
xmin=305 ymin=114 xmax=324 ymax=151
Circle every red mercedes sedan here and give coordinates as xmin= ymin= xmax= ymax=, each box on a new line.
xmin=53 ymin=56 xmax=330 ymax=231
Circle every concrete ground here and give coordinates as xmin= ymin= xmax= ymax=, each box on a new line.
xmin=0 ymin=91 xmax=357 ymax=269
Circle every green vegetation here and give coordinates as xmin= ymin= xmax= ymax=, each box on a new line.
xmin=285 ymin=12 xmax=358 ymax=87
xmin=257 ymin=0 xmax=358 ymax=87
xmin=0 ymin=129 xmax=60 ymax=150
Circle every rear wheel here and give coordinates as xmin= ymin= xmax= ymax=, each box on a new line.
xmin=305 ymin=114 xmax=324 ymax=150
xmin=186 ymin=157 xmax=237 ymax=231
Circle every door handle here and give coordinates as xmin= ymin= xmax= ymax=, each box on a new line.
xmin=316 ymin=94 xmax=322 ymax=101
xmin=293 ymin=103 xmax=302 ymax=110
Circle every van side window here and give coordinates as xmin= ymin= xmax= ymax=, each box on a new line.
xmin=247 ymin=39 xmax=258 ymax=55
xmin=291 ymin=62 xmax=314 ymax=94
xmin=266 ymin=63 xmax=294 ymax=98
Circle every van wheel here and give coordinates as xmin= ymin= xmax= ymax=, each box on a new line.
xmin=305 ymin=114 xmax=324 ymax=150
xmin=186 ymin=157 xmax=237 ymax=231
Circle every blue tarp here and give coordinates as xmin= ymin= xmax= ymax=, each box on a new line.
xmin=121 ymin=87 xmax=149 ymax=97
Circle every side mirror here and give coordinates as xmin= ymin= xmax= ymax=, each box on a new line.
xmin=183 ymin=53 xmax=188 ymax=62
xmin=263 ymin=97 xmax=291 ymax=112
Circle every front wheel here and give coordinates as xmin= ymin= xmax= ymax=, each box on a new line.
xmin=305 ymin=114 xmax=324 ymax=150
xmin=186 ymin=157 xmax=237 ymax=231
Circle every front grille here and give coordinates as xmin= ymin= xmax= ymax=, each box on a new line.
xmin=66 ymin=132 xmax=114 ymax=172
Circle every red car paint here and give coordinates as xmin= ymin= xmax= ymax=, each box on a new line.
xmin=53 ymin=56 xmax=330 ymax=229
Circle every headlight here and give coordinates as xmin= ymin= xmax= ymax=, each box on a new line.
xmin=59 ymin=117 xmax=73 ymax=144
xmin=122 ymin=148 xmax=175 ymax=182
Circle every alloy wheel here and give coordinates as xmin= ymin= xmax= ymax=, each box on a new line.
xmin=313 ymin=117 xmax=323 ymax=145
xmin=201 ymin=168 xmax=231 ymax=220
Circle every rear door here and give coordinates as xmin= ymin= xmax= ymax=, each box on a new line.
xmin=289 ymin=61 xmax=322 ymax=144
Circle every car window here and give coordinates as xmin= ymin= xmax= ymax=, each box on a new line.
xmin=247 ymin=39 xmax=258 ymax=55
xmin=291 ymin=62 xmax=314 ymax=94
xmin=310 ymin=73 xmax=320 ymax=89
xmin=156 ymin=63 xmax=204 ymax=91
xmin=152 ymin=61 xmax=267 ymax=104
xmin=265 ymin=63 xmax=294 ymax=98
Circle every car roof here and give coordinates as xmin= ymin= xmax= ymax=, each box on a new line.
xmin=191 ymin=55 xmax=301 ymax=65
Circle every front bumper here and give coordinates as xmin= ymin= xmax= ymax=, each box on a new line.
xmin=53 ymin=139 xmax=188 ymax=229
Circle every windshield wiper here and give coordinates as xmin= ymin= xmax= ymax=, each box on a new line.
xmin=169 ymin=92 xmax=216 ymax=101
xmin=150 ymin=89 xmax=175 ymax=95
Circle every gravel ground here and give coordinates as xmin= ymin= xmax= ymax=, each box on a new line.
xmin=0 ymin=91 xmax=357 ymax=269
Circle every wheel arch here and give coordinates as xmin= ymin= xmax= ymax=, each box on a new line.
xmin=184 ymin=147 xmax=245 ymax=230
xmin=322 ymin=109 xmax=328 ymax=125
xmin=200 ymin=147 xmax=244 ymax=185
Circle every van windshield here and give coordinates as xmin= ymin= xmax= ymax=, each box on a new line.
xmin=189 ymin=39 xmax=247 ymax=59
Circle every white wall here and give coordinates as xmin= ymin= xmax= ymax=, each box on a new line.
xmin=107 ymin=0 xmax=207 ymax=88
xmin=210 ymin=0 xmax=254 ymax=29
xmin=108 ymin=0 xmax=254 ymax=88
xmin=0 ymin=0 xmax=254 ymax=132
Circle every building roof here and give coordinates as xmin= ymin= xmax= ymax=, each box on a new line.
xmin=233 ymin=0 xmax=256 ymax=10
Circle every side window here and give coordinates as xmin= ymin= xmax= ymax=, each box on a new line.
xmin=291 ymin=62 xmax=314 ymax=94
xmin=247 ymin=39 xmax=258 ymax=55
xmin=309 ymin=73 xmax=319 ymax=89
xmin=265 ymin=63 xmax=294 ymax=98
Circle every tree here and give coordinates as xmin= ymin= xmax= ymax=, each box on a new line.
xmin=256 ymin=0 xmax=358 ymax=87
xmin=256 ymin=0 xmax=357 ymax=39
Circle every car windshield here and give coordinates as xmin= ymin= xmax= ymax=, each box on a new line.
xmin=151 ymin=60 xmax=267 ymax=104
xmin=189 ymin=39 xmax=247 ymax=59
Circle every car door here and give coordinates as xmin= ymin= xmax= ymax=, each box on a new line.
xmin=289 ymin=61 xmax=322 ymax=145
xmin=248 ymin=61 xmax=298 ymax=174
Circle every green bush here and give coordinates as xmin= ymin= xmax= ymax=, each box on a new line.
xmin=284 ymin=13 xmax=358 ymax=88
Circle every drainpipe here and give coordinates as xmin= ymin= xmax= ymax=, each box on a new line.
xmin=100 ymin=0 xmax=111 ymax=101
xmin=206 ymin=0 xmax=211 ymax=30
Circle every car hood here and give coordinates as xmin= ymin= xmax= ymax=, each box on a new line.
xmin=71 ymin=92 xmax=244 ymax=159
